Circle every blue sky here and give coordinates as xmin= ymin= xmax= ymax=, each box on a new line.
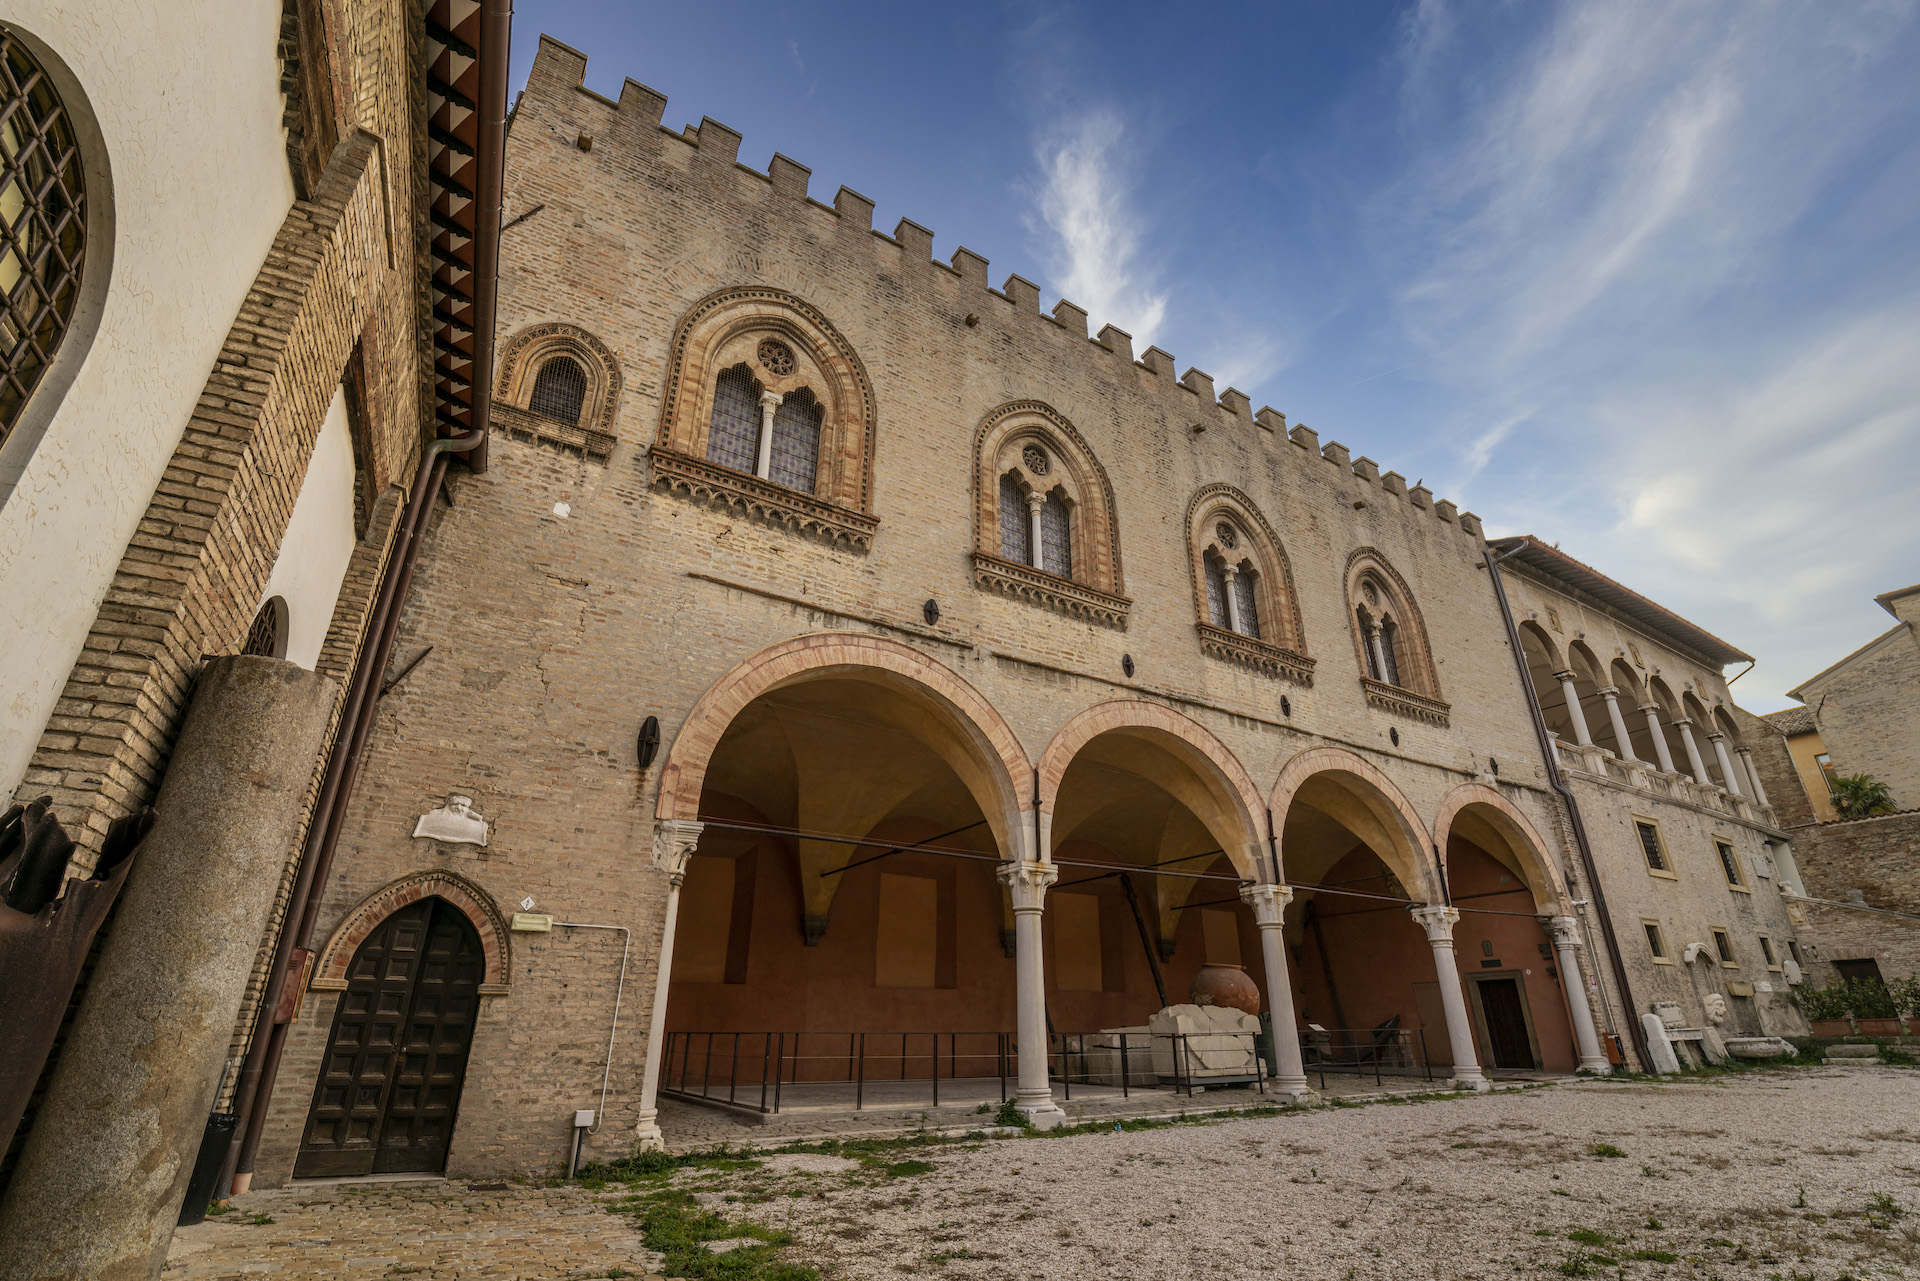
xmin=510 ymin=1 xmax=1920 ymax=711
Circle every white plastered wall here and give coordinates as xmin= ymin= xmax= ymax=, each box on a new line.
xmin=258 ymin=388 xmax=356 ymax=670
xmin=0 ymin=1 xmax=296 ymax=798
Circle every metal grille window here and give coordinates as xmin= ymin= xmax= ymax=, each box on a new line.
xmin=1232 ymin=565 xmax=1260 ymax=639
xmin=242 ymin=598 xmax=283 ymax=659
xmin=705 ymin=364 xmax=759 ymax=474
xmin=1635 ymin=821 xmax=1667 ymax=873
xmin=1205 ymin=556 xmax=1230 ymax=628
xmin=1039 ymin=490 xmax=1071 ymax=578
xmin=1643 ymin=921 xmax=1667 ymax=959
xmin=1759 ymin=936 xmax=1777 ymax=967
xmin=768 ymin=388 xmax=821 ymax=492
xmin=0 ymin=31 xmax=87 ymax=446
xmin=1715 ymin=841 xmax=1743 ymax=887
xmin=1712 ymin=929 xmax=1735 ymax=965
xmin=998 ymin=473 xmax=1029 ymax=563
xmin=1379 ymin=619 xmax=1402 ymax=686
xmin=1358 ymin=608 xmax=1381 ymax=680
xmin=528 ymin=355 xmax=585 ymax=424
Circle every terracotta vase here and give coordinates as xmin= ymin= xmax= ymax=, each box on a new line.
xmin=1190 ymin=963 xmax=1261 ymax=1016
xmin=1808 ymin=1018 xmax=1852 ymax=1038
xmin=1857 ymin=1017 xmax=1903 ymax=1037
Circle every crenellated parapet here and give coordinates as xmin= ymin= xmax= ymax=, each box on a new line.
xmin=517 ymin=34 xmax=1484 ymax=544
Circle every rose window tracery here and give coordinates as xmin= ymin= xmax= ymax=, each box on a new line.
xmin=1022 ymin=444 xmax=1050 ymax=475
xmin=1215 ymin=522 xmax=1237 ymax=549
xmin=756 ymin=339 xmax=794 ymax=375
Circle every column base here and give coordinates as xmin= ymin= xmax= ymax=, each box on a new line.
xmin=1014 ymin=1095 xmax=1066 ymax=1130
xmin=1268 ymin=1079 xmax=1318 ymax=1105
xmin=1576 ymin=1057 xmax=1614 ymax=1076
xmin=632 ymin=1110 xmax=664 ymax=1151
xmin=1449 ymin=1072 xmax=1492 ymax=1093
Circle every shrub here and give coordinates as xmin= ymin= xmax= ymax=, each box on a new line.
xmin=1844 ymin=977 xmax=1898 ymax=1020
xmin=1891 ymin=976 xmax=1920 ymax=1018
xmin=1830 ymin=773 xmax=1896 ymax=820
xmin=1791 ymin=981 xmax=1850 ymax=1021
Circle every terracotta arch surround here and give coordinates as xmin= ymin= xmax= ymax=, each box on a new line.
xmin=1429 ymin=782 xmax=1570 ymax=912
xmin=1270 ymin=745 xmax=1442 ymax=902
xmin=1184 ymin=483 xmax=1313 ymax=683
xmin=1036 ymin=699 xmax=1270 ymax=876
xmin=494 ymin=321 xmax=623 ymax=438
xmin=656 ymin=632 xmax=1035 ymax=855
xmin=312 ymin=869 xmax=512 ymax=994
xmin=1345 ymin=547 xmax=1450 ymax=727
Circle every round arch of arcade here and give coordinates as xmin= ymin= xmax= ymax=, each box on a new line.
xmin=1269 ymin=745 xmax=1443 ymax=903
xmin=1429 ymin=782 xmax=1571 ymax=913
xmin=654 ymin=632 xmax=1035 ymax=857
xmin=1035 ymin=698 xmax=1271 ymax=879
xmin=311 ymin=868 xmax=513 ymax=994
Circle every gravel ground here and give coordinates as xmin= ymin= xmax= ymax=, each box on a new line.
xmin=687 ymin=1065 xmax=1920 ymax=1280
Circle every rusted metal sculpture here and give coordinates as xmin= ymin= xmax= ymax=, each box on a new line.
xmin=0 ymin=797 xmax=154 ymax=1150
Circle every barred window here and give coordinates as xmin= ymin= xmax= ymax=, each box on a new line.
xmin=1643 ymin=920 xmax=1667 ymax=959
xmin=242 ymin=597 xmax=285 ymax=659
xmin=1205 ymin=556 xmax=1230 ymax=629
xmin=1039 ymin=489 xmax=1071 ymax=577
xmin=1358 ymin=608 xmax=1381 ymax=680
xmin=1635 ymin=821 xmax=1667 ymax=873
xmin=528 ymin=355 xmax=586 ymax=424
xmin=768 ymin=387 xmax=821 ymax=492
xmin=998 ymin=473 xmax=1029 ymax=563
xmin=1712 ymin=929 xmax=1735 ymax=965
xmin=706 ymin=364 xmax=760 ymax=474
xmin=0 ymin=30 xmax=87 ymax=445
xmin=1232 ymin=565 xmax=1260 ymax=639
xmin=1379 ymin=618 xmax=1402 ymax=686
xmin=1715 ymin=841 xmax=1743 ymax=887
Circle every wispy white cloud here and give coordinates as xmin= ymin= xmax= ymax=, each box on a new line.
xmin=1029 ymin=108 xmax=1169 ymax=351
xmin=1373 ymin=0 xmax=1920 ymax=707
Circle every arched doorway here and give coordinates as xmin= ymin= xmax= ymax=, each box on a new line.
xmin=295 ymin=897 xmax=483 ymax=1177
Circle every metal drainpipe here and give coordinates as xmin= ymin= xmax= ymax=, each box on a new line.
xmin=1482 ymin=544 xmax=1649 ymax=1071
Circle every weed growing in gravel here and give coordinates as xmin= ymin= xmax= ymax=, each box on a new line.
xmin=1590 ymin=1143 xmax=1627 ymax=1158
xmin=1566 ymin=1228 xmax=1612 ymax=1246
xmin=1627 ymin=1248 xmax=1678 ymax=1262
xmin=247 ymin=1214 xmax=274 ymax=1226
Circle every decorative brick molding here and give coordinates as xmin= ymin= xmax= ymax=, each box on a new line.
xmin=1269 ymin=745 xmax=1441 ymax=902
xmin=653 ymin=284 xmax=876 ymax=514
xmin=494 ymin=321 xmax=623 ymax=440
xmin=1196 ymin=623 xmax=1316 ymax=684
xmin=649 ymin=446 xmax=879 ymax=550
xmin=1184 ymin=483 xmax=1309 ymax=666
xmin=656 ymin=632 xmax=1033 ymax=832
xmin=17 ymin=133 xmax=390 ymax=865
xmin=970 ymin=551 xmax=1131 ymax=629
xmin=1036 ymin=699 xmax=1268 ymax=876
xmin=1361 ymin=677 xmax=1452 ymax=727
xmin=1344 ymin=547 xmax=1446 ymax=711
xmin=1429 ymin=781 xmax=1570 ymax=911
xmin=492 ymin=400 xmax=617 ymax=462
xmin=311 ymin=868 xmax=512 ymax=994
xmin=972 ymin=400 xmax=1125 ymax=604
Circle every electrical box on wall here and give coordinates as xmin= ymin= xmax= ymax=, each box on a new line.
xmin=511 ymin=912 xmax=553 ymax=932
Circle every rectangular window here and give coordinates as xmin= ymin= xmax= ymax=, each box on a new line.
xmin=1815 ymin=753 xmax=1838 ymax=792
xmin=1712 ymin=928 xmax=1736 ymax=966
xmin=1758 ymin=936 xmax=1779 ymax=969
xmin=1635 ymin=820 xmax=1671 ymax=875
xmin=1715 ymin=840 xmax=1746 ymax=889
xmin=1643 ymin=920 xmax=1669 ymax=961
xmin=1787 ymin=939 xmax=1804 ymax=965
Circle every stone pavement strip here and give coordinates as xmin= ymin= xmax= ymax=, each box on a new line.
xmin=165 ymin=1181 xmax=670 ymax=1280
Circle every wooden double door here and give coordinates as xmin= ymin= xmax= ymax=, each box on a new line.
xmin=295 ymin=898 xmax=482 ymax=1177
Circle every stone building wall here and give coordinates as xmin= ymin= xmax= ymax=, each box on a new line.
xmin=248 ymin=34 xmax=1623 ymax=1182
xmin=1793 ymin=617 xmax=1920 ymax=807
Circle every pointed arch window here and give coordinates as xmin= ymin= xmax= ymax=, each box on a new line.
xmin=1205 ymin=555 xmax=1230 ymax=629
xmin=1347 ymin=551 xmax=1448 ymax=725
xmin=998 ymin=473 xmax=1030 ymax=563
xmin=705 ymin=364 xmax=760 ymax=475
xmin=1358 ymin=607 xmax=1382 ymax=680
xmin=528 ymin=356 xmax=586 ymax=425
xmin=1185 ymin=487 xmax=1311 ymax=682
xmin=1232 ymin=566 xmax=1261 ymax=640
xmin=1038 ymin=489 xmax=1072 ymax=577
xmin=768 ymin=388 xmax=822 ymax=493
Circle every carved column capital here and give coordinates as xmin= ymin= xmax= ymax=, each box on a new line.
xmin=650 ymin=819 xmax=704 ymax=885
xmin=997 ymin=859 xmax=1058 ymax=913
xmin=1025 ymin=492 xmax=1045 ymax=513
xmin=1408 ymin=903 xmax=1461 ymax=942
xmin=758 ymin=389 xmax=784 ymax=411
xmin=1239 ymin=882 xmax=1294 ymax=926
xmin=1596 ymin=685 xmax=1621 ymax=699
xmin=1551 ymin=670 xmax=1578 ymax=684
xmin=1540 ymin=915 xmax=1582 ymax=949
xmin=1672 ymin=716 xmax=1694 ymax=728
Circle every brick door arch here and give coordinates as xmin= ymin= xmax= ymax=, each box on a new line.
xmin=294 ymin=897 xmax=483 ymax=1177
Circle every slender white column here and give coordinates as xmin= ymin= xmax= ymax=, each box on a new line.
xmin=1366 ymin=623 xmax=1391 ymax=684
xmin=754 ymin=391 xmax=782 ymax=479
xmin=1640 ymin=705 xmax=1676 ymax=773
xmin=1222 ymin=564 xmax=1244 ymax=634
xmin=999 ymin=860 xmax=1064 ymax=1125
xmin=1408 ymin=905 xmax=1489 ymax=1091
xmin=1240 ymin=882 xmax=1313 ymax=1100
xmin=1597 ymin=686 xmax=1639 ymax=763
xmin=1737 ymin=748 xmax=1770 ymax=806
xmin=634 ymin=819 xmax=705 ymax=1150
xmin=1674 ymin=717 xmax=1708 ymax=783
xmin=1708 ymin=732 xmax=1743 ymax=796
xmin=1025 ymin=493 xmax=1045 ymax=570
xmin=1541 ymin=916 xmax=1611 ymax=1074
xmin=1554 ymin=671 xmax=1593 ymax=745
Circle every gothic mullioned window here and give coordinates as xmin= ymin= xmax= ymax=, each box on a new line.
xmin=528 ymin=355 xmax=586 ymax=424
xmin=1185 ymin=486 xmax=1310 ymax=682
xmin=970 ymin=401 xmax=1128 ymax=627
xmin=768 ymin=387 xmax=822 ymax=493
xmin=705 ymin=364 xmax=761 ymax=474
xmin=1346 ymin=549 xmax=1448 ymax=724
xmin=0 ymin=29 xmax=88 ymax=446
